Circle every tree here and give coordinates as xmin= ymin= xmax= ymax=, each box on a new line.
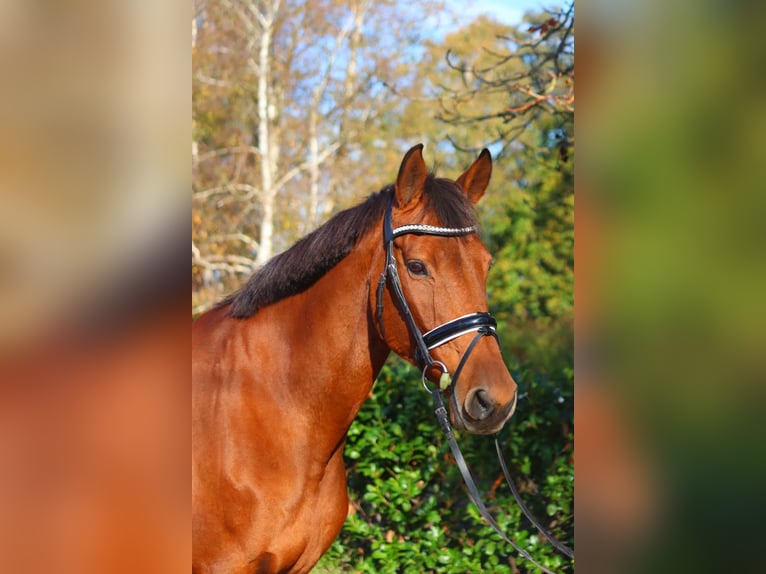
xmin=394 ymin=6 xmax=574 ymax=359
xmin=437 ymin=2 xmax=574 ymax=158
xmin=192 ymin=0 xmax=443 ymax=312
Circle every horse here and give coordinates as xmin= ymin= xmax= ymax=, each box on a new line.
xmin=192 ymin=144 xmax=518 ymax=573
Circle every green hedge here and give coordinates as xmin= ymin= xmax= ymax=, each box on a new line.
xmin=316 ymin=327 xmax=574 ymax=573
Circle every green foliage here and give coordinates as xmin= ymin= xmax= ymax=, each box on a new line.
xmin=317 ymin=348 xmax=573 ymax=573
xmin=480 ymin=115 xmax=574 ymax=328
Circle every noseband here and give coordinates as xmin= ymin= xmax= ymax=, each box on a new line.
xmin=375 ymin=195 xmax=498 ymax=387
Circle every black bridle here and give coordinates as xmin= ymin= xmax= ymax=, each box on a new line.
xmin=375 ymin=195 xmax=498 ymax=381
xmin=375 ymin=195 xmax=574 ymax=573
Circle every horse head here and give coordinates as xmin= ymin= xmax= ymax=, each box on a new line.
xmin=374 ymin=144 xmax=518 ymax=435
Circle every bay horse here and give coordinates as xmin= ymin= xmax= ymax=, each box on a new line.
xmin=192 ymin=144 xmax=518 ymax=573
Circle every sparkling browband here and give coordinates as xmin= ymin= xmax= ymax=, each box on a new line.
xmin=391 ymin=224 xmax=476 ymax=238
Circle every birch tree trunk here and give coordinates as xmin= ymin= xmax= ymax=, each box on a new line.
xmin=307 ymin=106 xmax=320 ymax=231
xmin=255 ymin=0 xmax=281 ymax=267
xmin=306 ymin=0 xmax=369 ymax=232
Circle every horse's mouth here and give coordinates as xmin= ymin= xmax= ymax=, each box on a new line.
xmin=449 ymin=387 xmax=517 ymax=435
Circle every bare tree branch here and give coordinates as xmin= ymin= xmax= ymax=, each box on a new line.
xmin=193 ymin=183 xmax=259 ymax=202
xmin=207 ymin=233 xmax=260 ymax=252
xmin=436 ymin=1 xmax=574 ymax=141
xmin=195 ymin=145 xmax=261 ymax=164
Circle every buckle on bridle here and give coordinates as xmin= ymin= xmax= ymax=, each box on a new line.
xmin=421 ymin=360 xmax=449 ymax=393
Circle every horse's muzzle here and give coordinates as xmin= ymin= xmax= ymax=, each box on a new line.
xmin=452 ymin=387 xmax=517 ymax=435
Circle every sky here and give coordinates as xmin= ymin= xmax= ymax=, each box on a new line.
xmin=446 ymin=0 xmax=548 ymax=26
xmin=433 ymin=0 xmax=553 ymax=41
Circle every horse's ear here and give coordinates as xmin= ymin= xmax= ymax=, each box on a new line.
xmin=395 ymin=144 xmax=427 ymax=208
xmin=456 ymin=149 xmax=492 ymax=204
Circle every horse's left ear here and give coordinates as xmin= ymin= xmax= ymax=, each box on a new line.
xmin=456 ymin=149 xmax=492 ymax=204
xmin=395 ymin=143 xmax=428 ymax=208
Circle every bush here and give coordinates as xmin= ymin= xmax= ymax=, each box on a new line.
xmin=317 ymin=336 xmax=574 ymax=573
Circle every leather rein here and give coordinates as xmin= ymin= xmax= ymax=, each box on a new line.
xmin=375 ymin=196 xmax=573 ymax=573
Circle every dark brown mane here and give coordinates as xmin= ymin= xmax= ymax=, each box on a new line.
xmin=222 ymin=174 xmax=478 ymax=318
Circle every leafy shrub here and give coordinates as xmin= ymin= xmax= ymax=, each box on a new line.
xmin=317 ymin=336 xmax=573 ymax=573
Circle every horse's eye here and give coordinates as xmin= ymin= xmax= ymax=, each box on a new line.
xmin=406 ymin=260 xmax=428 ymax=276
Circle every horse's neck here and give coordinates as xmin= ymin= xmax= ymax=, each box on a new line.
xmin=266 ymin=230 xmax=390 ymax=449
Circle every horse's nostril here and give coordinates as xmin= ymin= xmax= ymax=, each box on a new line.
xmin=466 ymin=388 xmax=495 ymax=421
xmin=476 ymin=390 xmax=490 ymax=411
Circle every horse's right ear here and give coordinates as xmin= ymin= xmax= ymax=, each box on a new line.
xmin=395 ymin=144 xmax=427 ymax=208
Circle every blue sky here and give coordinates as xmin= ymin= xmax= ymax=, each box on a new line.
xmin=414 ymin=0 xmax=557 ymax=44
xmin=446 ymin=0 xmax=548 ymax=26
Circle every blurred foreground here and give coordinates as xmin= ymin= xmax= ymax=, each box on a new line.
xmin=0 ymin=0 xmax=189 ymax=571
